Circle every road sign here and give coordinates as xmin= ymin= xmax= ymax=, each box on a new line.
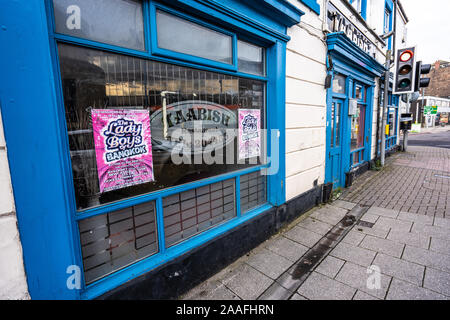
xmin=424 ymin=106 xmax=437 ymax=115
xmin=432 ymin=106 xmax=438 ymax=114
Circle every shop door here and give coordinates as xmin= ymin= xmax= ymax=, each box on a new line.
xmin=326 ymin=98 xmax=344 ymax=188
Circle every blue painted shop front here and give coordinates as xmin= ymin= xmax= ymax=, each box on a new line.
xmin=325 ymin=33 xmax=386 ymax=189
xmin=0 ymin=0 xmax=323 ymax=299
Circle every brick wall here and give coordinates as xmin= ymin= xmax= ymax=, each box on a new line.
xmin=422 ymin=61 xmax=450 ymax=98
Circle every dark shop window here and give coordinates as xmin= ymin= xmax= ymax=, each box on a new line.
xmin=58 ymin=43 xmax=266 ymax=210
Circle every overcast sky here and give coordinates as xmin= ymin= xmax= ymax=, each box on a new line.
xmin=400 ymin=0 xmax=450 ymax=64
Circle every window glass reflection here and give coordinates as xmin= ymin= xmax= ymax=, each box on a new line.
xmin=58 ymin=44 xmax=266 ymax=210
xmin=332 ymin=74 xmax=346 ymax=94
xmin=53 ymin=0 xmax=145 ymax=50
xmin=237 ymin=40 xmax=265 ymax=76
xmin=350 ymin=104 xmax=365 ymax=151
xmin=388 ymin=107 xmax=396 ymax=136
xmin=355 ymin=85 xmax=364 ymax=101
xmin=156 ymin=10 xmax=232 ymax=64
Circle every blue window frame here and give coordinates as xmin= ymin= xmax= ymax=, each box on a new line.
xmin=51 ymin=0 xmax=272 ymax=297
xmin=349 ymin=81 xmax=370 ymax=168
xmin=325 ymin=33 xmax=386 ymax=188
xmin=348 ymin=0 xmax=367 ymax=20
xmin=326 ymin=71 xmax=375 ymax=186
xmin=52 ymin=0 xmax=147 ymax=51
xmin=377 ymin=92 xmax=399 ymax=154
xmin=297 ymin=0 xmax=320 ymax=15
xmin=0 ymin=0 xmax=301 ymax=299
xmin=385 ymin=93 xmax=399 ymax=150
xmin=150 ymin=2 xmax=238 ymax=71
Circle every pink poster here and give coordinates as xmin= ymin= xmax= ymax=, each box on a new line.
xmin=238 ymin=109 xmax=261 ymax=159
xmin=91 ymin=109 xmax=154 ymax=193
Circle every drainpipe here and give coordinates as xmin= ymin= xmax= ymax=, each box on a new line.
xmin=381 ymin=0 xmax=398 ymax=166
xmin=402 ymin=93 xmax=409 ymax=151
xmin=323 ymin=0 xmax=330 ymax=31
xmin=391 ymin=0 xmax=397 ymax=69
xmin=375 ymin=78 xmax=381 ymax=159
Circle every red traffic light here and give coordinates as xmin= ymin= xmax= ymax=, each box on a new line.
xmin=394 ymin=47 xmax=416 ymax=94
xmin=399 ymin=50 xmax=413 ymax=62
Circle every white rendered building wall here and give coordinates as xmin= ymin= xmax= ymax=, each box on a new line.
xmin=0 ymin=110 xmax=29 ymax=300
xmin=285 ymin=0 xmax=327 ymax=200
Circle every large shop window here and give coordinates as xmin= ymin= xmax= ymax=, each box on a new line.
xmin=58 ymin=44 xmax=266 ymax=210
xmin=385 ymin=93 xmax=398 ymax=150
xmin=52 ymin=0 xmax=271 ymax=287
xmin=350 ymin=84 xmax=367 ymax=166
xmin=387 ymin=107 xmax=396 ymax=136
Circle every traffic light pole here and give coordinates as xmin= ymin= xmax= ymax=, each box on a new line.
xmin=380 ymin=0 xmax=397 ymax=166
xmin=380 ymin=51 xmax=391 ymax=167
xmin=402 ymin=93 xmax=410 ymax=152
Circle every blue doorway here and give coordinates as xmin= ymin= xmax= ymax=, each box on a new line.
xmin=325 ymin=72 xmax=374 ymax=190
xmin=325 ymin=33 xmax=385 ymax=190
xmin=327 ymin=98 xmax=345 ymax=188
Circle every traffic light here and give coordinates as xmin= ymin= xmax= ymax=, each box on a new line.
xmin=393 ymin=47 xmax=416 ymax=94
xmin=414 ymin=61 xmax=431 ymax=92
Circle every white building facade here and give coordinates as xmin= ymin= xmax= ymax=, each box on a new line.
xmin=285 ymin=0 xmax=409 ymax=194
xmin=414 ymin=96 xmax=450 ymax=127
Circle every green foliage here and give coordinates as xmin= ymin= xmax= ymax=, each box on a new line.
xmin=331 ymin=187 xmax=342 ymax=201
xmin=371 ymin=159 xmax=382 ymax=171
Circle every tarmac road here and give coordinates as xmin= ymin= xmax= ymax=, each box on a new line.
xmin=404 ymin=128 xmax=450 ymax=149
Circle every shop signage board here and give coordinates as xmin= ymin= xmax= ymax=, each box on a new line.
xmin=326 ymin=2 xmax=375 ymax=56
xmin=424 ymin=106 xmax=437 ymax=115
xmin=238 ymin=109 xmax=261 ymax=159
xmin=91 ymin=109 xmax=154 ymax=193
xmin=431 ymin=106 xmax=438 ymax=114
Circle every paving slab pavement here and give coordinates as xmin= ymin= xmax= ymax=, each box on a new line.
xmin=181 ymin=147 xmax=450 ymax=300
xmin=341 ymin=146 xmax=450 ymax=218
